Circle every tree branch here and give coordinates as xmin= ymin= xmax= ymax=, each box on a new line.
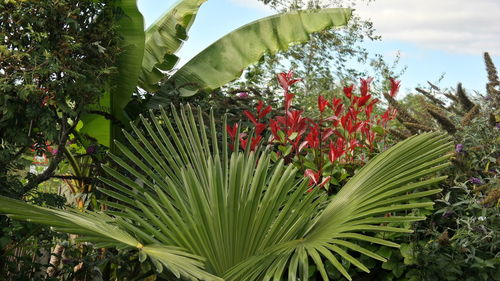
xmin=22 ymin=114 xmax=77 ymax=195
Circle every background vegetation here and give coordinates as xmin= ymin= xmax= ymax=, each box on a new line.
xmin=0 ymin=0 xmax=498 ymax=280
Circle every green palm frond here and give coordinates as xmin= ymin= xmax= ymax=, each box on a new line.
xmin=0 ymin=105 xmax=452 ymax=280
xmin=224 ymin=132 xmax=451 ymax=281
xmin=0 ymin=193 xmax=218 ymax=281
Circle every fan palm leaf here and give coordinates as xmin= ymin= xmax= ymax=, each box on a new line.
xmin=0 ymin=105 xmax=452 ymax=280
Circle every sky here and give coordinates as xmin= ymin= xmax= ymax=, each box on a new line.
xmin=138 ymin=0 xmax=500 ymax=95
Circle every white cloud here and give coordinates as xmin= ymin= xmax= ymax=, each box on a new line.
xmin=355 ymin=0 xmax=500 ymax=55
xmin=230 ymin=0 xmax=274 ymax=12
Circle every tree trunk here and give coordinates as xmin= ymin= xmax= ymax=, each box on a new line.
xmin=46 ymin=244 xmax=65 ymax=277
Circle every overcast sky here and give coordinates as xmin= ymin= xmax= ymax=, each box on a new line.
xmin=139 ymin=0 xmax=500 ymax=93
xmin=355 ymin=0 xmax=500 ymax=55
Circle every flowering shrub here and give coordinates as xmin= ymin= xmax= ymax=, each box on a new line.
xmin=228 ymin=71 xmax=399 ymax=191
xmin=358 ymin=69 xmax=500 ymax=281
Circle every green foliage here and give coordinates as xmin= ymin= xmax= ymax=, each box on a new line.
xmin=80 ymin=0 xmax=145 ymax=148
xmin=166 ymin=8 xmax=352 ymax=96
xmin=356 ymin=56 xmax=500 ymax=281
xmin=0 ymin=1 xmax=121 ymax=278
xmin=228 ymin=0 xmax=405 ymax=109
xmin=0 ymin=0 xmax=118 ymax=140
xmin=407 ymin=183 xmax=500 ymax=281
xmin=139 ymin=0 xmax=207 ymax=92
xmin=81 ymin=0 xmax=353 ymax=149
xmin=404 ymin=100 xmax=500 ymax=280
xmin=0 ymin=0 xmax=120 ymax=194
xmin=0 ymin=104 xmax=452 ymax=280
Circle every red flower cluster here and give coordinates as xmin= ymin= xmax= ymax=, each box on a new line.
xmin=227 ymin=71 xmax=399 ymax=192
xmin=227 ymin=100 xmax=272 ymax=151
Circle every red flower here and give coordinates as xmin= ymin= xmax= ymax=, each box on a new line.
xmin=305 ymin=124 xmax=320 ymax=149
xmin=277 ymin=70 xmax=301 ymax=92
xmin=270 ymin=119 xmax=281 ymax=141
xmin=239 ymin=135 xmax=247 ymax=149
xmin=259 ymin=105 xmax=272 ymax=119
xmin=365 ymin=131 xmax=376 ymax=148
xmin=318 ymin=95 xmax=329 ymax=113
xmin=361 ymin=122 xmax=376 ymax=148
xmin=298 ymin=140 xmax=309 ymax=153
xmin=284 ymin=93 xmax=295 ymax=112
xmin=256 ymin=100 xmax=272 ymax=119
xmin=226 ymin=123 xmax=239 ymax=139
xmin=356 ymin=95 xmax=371 ymax=107
xmin=305 ymin=169 xmax=319 ymax=185
xmin=360 ymin=77 xmax=374 ymax=96
xmin=250 ymin=135 xmax=263 ymax=150
xmin=285 ymin=110 xmax=308 ymax=135
xmin=348 ymin=139 xmax=361 ymax=152
xmin=290 ymin=134 xmax=303 ymax=152
xmin=256 ymin=100 xmax=264 ymax=113
xmin=341 ymin=114 xmax=362 ymax=134
xmin=322 ymin=128 xmax=334 ymax=142
xmin=360 ymin=121 xmax=371 ymax=135
xmin=243 ymin=110 xmax=258 ymax=125
xmin=364 ymin=99 xmax=379 ymax=118
xmin=348 ymin=107 xmax=361 ymax=120
xmin=239 ymin=135 xmax=262 ymax=151
xmin=389 ymin=78 xmax=401 ymax=98
xmin=305 ymin=169 xmax=331 ymax=191
xmin=329 ymin=138 xmax=346 ymax=163
xmin=343 ymin=85 xmax=355 ymax=99
xmin=380 ymin=108 xmax=398 ymax=126
xmin=329 ymin=97 xmax=344 ymax=118
xmin=255 ymin=123 xmax=266 ymax=135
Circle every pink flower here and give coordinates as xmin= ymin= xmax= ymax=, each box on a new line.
xmin=237 ymin=92 xmax=249 ymax=98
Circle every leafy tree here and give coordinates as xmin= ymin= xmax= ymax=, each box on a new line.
xmin=0 ymin=105 xmax=452 ymax=280
xmin=0 ymin=0 xmax=119 ymax=197
xmin=0 ymin=0 xmax=120 ymax=277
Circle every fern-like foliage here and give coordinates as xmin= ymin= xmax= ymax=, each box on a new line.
xmin=0 ymin=105 xmax=452 ymax=280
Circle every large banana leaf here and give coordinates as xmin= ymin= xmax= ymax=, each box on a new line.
xmin=80 ymin=0 xmax=145 ymax=147
xmin=0 ymin=105 xmax=452 ymax=280
xmin=138 ymin=0 xmax=207 ymax=92
xmin=80 ymin=0 xmax=208 ymax=147
xmin=166 ymin=8 xmax=352 ymax=96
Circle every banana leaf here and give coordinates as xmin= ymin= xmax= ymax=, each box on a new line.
xmin=138 ymin=0 xmax=208 ymax=92
xmin=166 ymin=8 xmax=352 ymax=97
xmin=80 ymin=0 xmax=145 ymax=147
